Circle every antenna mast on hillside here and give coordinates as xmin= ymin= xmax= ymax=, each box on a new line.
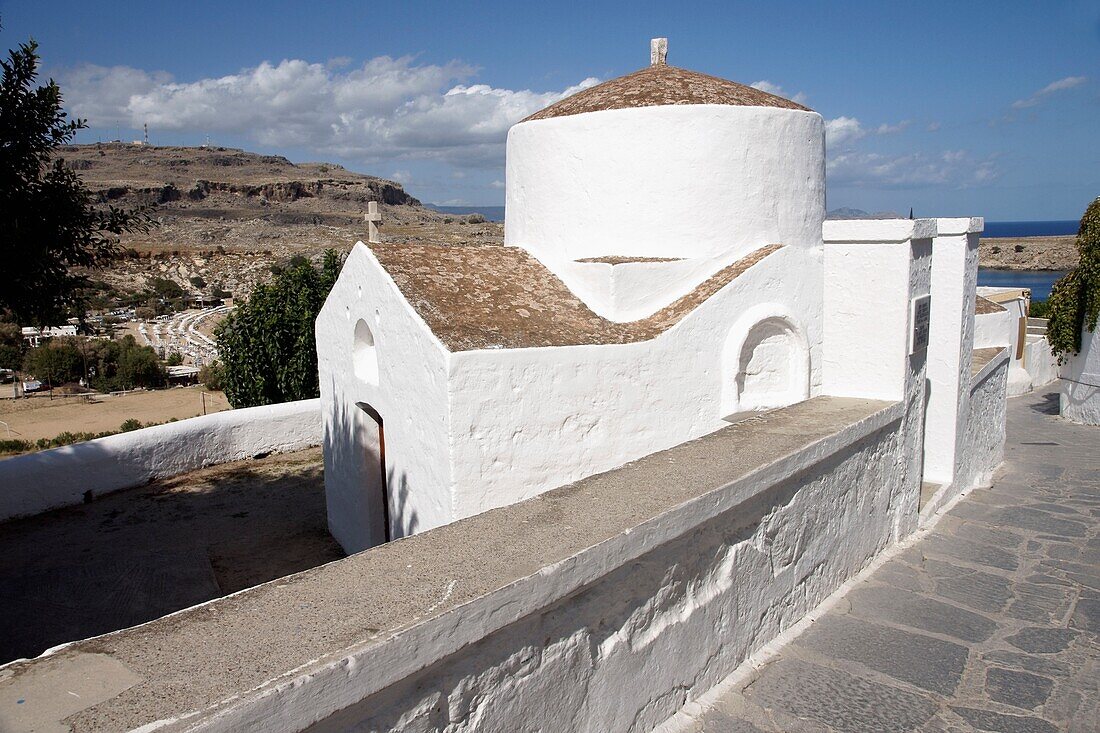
xmin=144 ymin=123 xmax=149 ymax=146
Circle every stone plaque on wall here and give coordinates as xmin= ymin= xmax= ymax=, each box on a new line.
xmin=910 ymin=294 xmax=931 ymax=354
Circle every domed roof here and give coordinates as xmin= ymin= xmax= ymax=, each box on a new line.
xmin=524 ymin=45 xmax=811 ymax=122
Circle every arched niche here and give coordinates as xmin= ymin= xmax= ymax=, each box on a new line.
xmin=721 ymin=305 xmax=810 ymax=417
xmin=353 ymin=318 xmax=379 ymax=385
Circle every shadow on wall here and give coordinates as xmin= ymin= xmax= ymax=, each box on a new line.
xmin=324 ymin=385 xmax=419 ymax=551
xmin=0 ymin=454 xmax=342 ymax=664
xmin=305 ymin=428 xmax=902 ymax=733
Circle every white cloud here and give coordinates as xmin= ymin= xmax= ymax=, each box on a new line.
xmin=828 ymin=149 xmax=997 ymax=188
xmin=926 ymin=121 xmax=941 ymax=132
xmin=490 ymin=179 xmax=505 ymax=189
xmin=58 ymin=56 xmax=598 ymax=168
xmin=825 ymin=116 xmax=865 ymax=146
xmin=749 ymin=80 xmax=808 ymax=105
xmin=875 ymin=120 xmax=910 ymax=135
xmin=1011 ymin=75 xmax=1087 ymax=109
xmin=826 ymin=116 xmax=912 ymax=147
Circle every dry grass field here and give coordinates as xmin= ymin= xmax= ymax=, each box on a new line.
xmin=0 ymin=385 xmax=231 ymax=444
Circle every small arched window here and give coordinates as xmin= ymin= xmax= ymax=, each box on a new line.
xmin=353 ymin=318 xmax=379 ymax=384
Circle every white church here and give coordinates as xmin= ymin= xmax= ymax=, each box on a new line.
xmin=316 ymin=39 xmax=1015 ymax=553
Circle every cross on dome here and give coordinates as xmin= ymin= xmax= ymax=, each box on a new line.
xmin=650 ymin=37 xmax=668 ymax=66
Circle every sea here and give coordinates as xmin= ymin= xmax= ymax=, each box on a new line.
xmin=978 ymin=220 xmax=1076 ymax=300
xmin=425 ymin=209 xmax=1073 ymax=300
xmin=426 ymin=205 xmax=506 ymax=221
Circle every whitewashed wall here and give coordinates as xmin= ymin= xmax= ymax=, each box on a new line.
xmin=0 ymin=399 xmax=321 ymax=522
xmin=506 ymin=105 xmax=825 ymax=319
xmin=1024 ymin=336 xmax=1059 ymax=389
xmin=923 ymin=219 xmax=981 ymax=488
xmin=302 ymin=405 xmax=911 ymax=733
xmin=446 ymin=246 xmax=822 ymax=520
xmin=316 ymin=243 xmax=454 ymax=553
xmin=974 ymin=290 xmax=1031 ymax=396
xmin=956 ymin=354 xmax=1009 ymax=491
xmin=822 ymin=219 xmax=935 ymax=402
xmin=1061 ymin=325 xmax=1100 ymax=425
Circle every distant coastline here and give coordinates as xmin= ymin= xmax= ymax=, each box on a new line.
xmin=983 ymin=220 xmax=1077 ymax=238
xmin=426 ymin=205 xmax=505 ymax=222
xmin=423 ymin=209 xmax=1079 ymax=237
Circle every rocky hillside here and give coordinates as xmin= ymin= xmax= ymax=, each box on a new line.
xmin=978 ymin=236 xmax=1078 ymax=271
xmin=60 ymin=143 xmax=421 ymax=221
xmin=58 ymin=144 xmax=503 ymax=300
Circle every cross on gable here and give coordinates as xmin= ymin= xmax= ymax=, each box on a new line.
xmin=365 ymin=201 xmax=383 ymax=244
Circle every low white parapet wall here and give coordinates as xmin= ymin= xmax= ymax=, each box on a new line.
xmin=0 ymin=398 xmax=322 ymax=522
xmin=0 ymin=396 xmax=916 ymax=733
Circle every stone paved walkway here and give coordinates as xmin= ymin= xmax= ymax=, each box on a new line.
xmin=687 ymin=387 xmax=1100 ymax=732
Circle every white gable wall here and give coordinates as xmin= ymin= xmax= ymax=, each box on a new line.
xmin=317 ymin=243 xmax=454 ymax=553
xmin=444 ymin=246 xmax=822 ymax=519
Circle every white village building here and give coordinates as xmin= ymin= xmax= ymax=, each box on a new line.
xmin=316 ymin=40 xmax=1017 ymax=554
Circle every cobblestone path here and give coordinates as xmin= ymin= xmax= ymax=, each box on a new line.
xmin=688 ymin=388 xmax=1099 ymax=732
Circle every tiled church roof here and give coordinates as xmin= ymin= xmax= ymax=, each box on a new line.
xmin=524 ymin=64 xmax=811 ymax=122
xmin=370 ymin=243 xmax=782 ymax=351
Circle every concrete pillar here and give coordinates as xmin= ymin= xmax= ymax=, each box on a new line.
xmin=822 ymin=218 xmax=935 ymax=540
xmin=822 ymin=219 xmax=936 ymax=401
xmin=923 ymin=218 xmax=983 ymax=487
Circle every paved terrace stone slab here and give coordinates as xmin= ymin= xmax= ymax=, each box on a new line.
xmin=0 ymin=448 xmax=340 ymax=665
xmin=0 ymin=396 xmax=894 ymax=732
xmin=686 ymin=387 xmax=1100 ymax=732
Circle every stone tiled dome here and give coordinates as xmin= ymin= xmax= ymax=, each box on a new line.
xmin=524 ymin=63 xmax=811 ymax=122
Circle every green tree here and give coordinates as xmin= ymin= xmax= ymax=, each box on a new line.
xmin=1047 ymin=198 xmax=1100 ymax=361
xmin=199 ymin=361 xmax=225 ymax=391
xmin=0 ymin=321 xmax=22 ymax=370
xmin=0 ymin=40 xmax=153 ymax=325
xmin=216 ymin=250 xmax=341 ymax=407
xmin=148 ymin=277 xmax=184 ymax=300
xmin=22 ymin=338 xmax=82 ymax=385
xmin=114 ymin=335 xmax=165 ymax=389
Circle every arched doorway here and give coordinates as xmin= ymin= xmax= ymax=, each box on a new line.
xmin=355 ymin=401 xmax=390 ymax=543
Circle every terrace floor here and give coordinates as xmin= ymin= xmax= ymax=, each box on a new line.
xmin=684 ymin=387 xmax=1100 ymax=732
xmin=0 ymin=447 xmax=341 ymax=664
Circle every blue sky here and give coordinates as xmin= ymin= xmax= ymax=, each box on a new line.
xmin=2 ymin=0 xmax=1098 ymax=219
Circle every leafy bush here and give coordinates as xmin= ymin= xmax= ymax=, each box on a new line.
xmin=119 ymin=418 xmax=143 ymax=432
xmin=199 ymin=361 xmax=225 ymax=391
xmin=0 ymin=438 xmax=31 ymax=454
xmin=216 ymin=250 xmax=341 ymax=407
xmin=1047 ymin=197 xmax=1100 ymax=361
xmin=1014 ymin=244 xmax=1025 ymax=253
xmin=165 ymin=352 xmax=183 ymax=366
xmin=1028 ymin=299 xmax=1050 ymax=319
